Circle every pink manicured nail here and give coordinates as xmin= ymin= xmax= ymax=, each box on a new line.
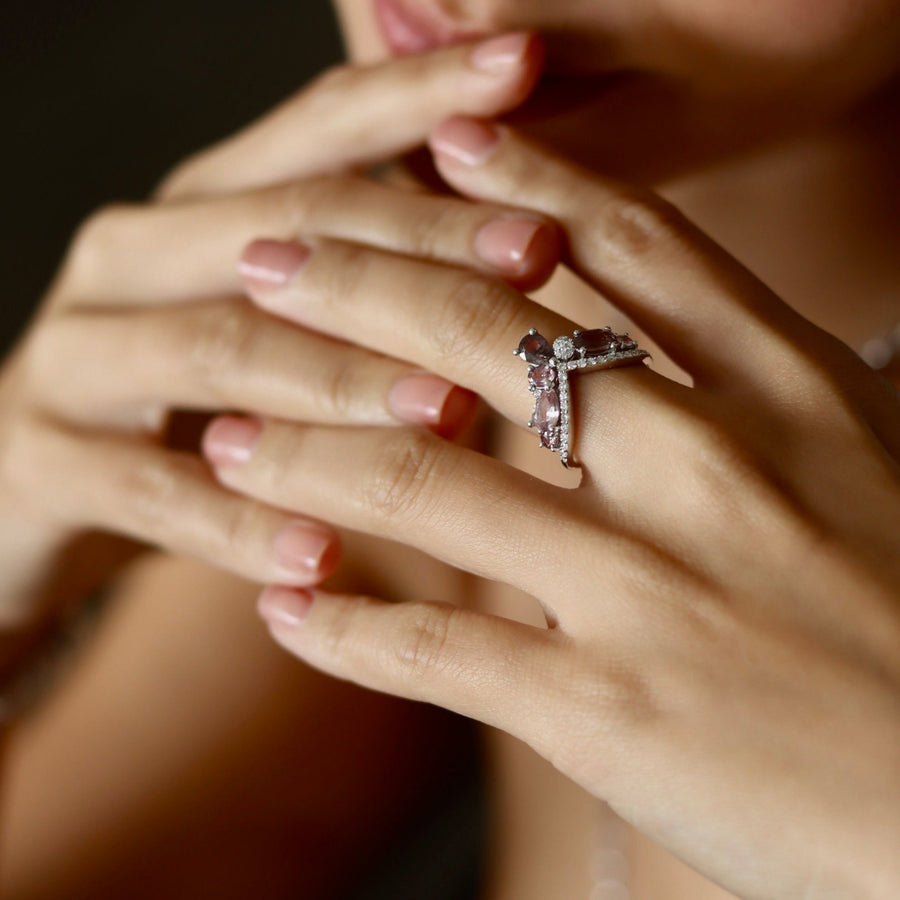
xmin=201 ymin=416 xmax=263 ymax=466
xmin=272 ymin=521 xmax=340 ymax=580
xmin=475 ymin=218 xmax=553 ymax=274
xmin=257 ymin=585 xmax=314 ymax=628
xmin=238 ymin=239 xmax=312 ymax=296
xmin=389 ymin=372 xmax=456 ymax=425
xmin=470 ymin=33 xmax=531 ymax=74
xmin=389 ymin=372 xmax=479 ymax=438
xmin=430 ymin=117 xmax=500 ymax=166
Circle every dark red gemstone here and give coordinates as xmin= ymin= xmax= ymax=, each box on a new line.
xmin=528 ymin=363 xmax=556 ymax=391
xmin=573 ymin=328 xmax=617 ymax=355
xmin=533 ymin=390 xmax=560 ymax=432
xmin=517 ymin=332 xmax=553 ymax=364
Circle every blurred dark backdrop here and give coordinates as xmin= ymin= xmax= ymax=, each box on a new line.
xmin=1 ymin=0 xmax=343 ymax=356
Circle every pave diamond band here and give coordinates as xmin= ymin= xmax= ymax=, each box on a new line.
xmin=515 ymin=327 xmax=650 ymax=467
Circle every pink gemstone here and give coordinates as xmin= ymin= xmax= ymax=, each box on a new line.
xmin=619 ymin=336 xmax=638 ymax=351
xmin=533 ymin=390 xmax=560 ymax=431
xmin=574 ymin=328 xmax=617 ymax=355
xmin=517 ymin=332 xmax=553 ymax=364
xmin=540 ymin=429 xmax=561 ymax=450
xmin=528 ymin=363 xmax=556 ymax=390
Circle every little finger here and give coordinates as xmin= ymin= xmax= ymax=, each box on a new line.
xmin=8 ymin=413 xmax=342 ymax=588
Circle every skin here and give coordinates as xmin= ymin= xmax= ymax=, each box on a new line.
xmin=0 ymin=40 xmax=555 ymax=896
xmin=1 ymin=2 xmax=899 ymax=897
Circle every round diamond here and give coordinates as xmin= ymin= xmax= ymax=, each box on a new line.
xmin=552 ymin=335 xmax=575 ymax=361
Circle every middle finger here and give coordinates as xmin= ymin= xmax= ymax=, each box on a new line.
xmin=61 ymin=175 xmax=560 ymax=307
xmin=238 ymin=236 xmax=688 ymax=445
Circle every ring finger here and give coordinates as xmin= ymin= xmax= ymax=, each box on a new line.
xmin=237 ymin=235 xmax=690 ymax=458
xmin=30 ymin=298 xmax=478 ymax=436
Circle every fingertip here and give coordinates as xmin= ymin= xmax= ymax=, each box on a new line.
xmin=429 ymin=116 xmax=502 ymax=166
xmin=430 ymin=385 xmax=480 ymax=439
xmin=257 ymin=584 xmax=315 ymax=629
xmin=474 ymin=217 xmax=561 ymax=290
xmin=507 ymin=220 xmax=561 ymax=291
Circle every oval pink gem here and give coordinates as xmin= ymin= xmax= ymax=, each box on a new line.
xmin=533 ymin=389 xmax=560 ymax=431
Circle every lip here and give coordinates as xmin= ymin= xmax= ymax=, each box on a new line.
xmin=373 ymin=0 xmax=482 ymax=55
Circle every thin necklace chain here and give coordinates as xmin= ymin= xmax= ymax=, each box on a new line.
xmin=860 ymin=322 xmax=900 ymax=371
xmin=589 ymin=801 xmax=631 ymax=899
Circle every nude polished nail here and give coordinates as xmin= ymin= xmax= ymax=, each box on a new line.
xmin=475 ymin=218 xmax=555 ymax=274
xmin=272 ymin=521 xmax=340 ymax=581
xmin=389 ymin=372 xmax=478 ymax=435
xmin=257 ymin=585 xmax=314 ymax=628
xmin=238 ymin=239 xmax=312 ymax=296
xmin=201 ymin=415 xmax=263 ymax=466
xmin=470 ymin=32 xmax=532 ymax=74
xmin=430 ymin=117 xmax=500 ymax=166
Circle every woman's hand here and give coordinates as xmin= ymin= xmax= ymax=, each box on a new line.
xmin=0 ymin=35 xmax=553 ymax=629
xmin=210 ymin=120 xmax=900 ymax=899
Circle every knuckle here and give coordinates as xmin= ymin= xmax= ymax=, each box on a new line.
xmin=63 ymin=202 xmax=141 ymax=289
xmin=186 ymin=302 xmax=259 ymax=401
xmin=542 ymin=651 xmax=655 ymax=778
xmin=275 ymin=175 xmax=339 ymax=237
xmin=0 ymin=409 xmax=42 ymax=503
xmin=359 ymin=428 xmax=444 ymax=524
xmin=304 ymin=238 xmax=372 ymax=310
xmin=299 ymin=64 xmax=364 ymax=120
xmin=681 ymin=409 xmax=765 ymax=497
xmin=151 ymin=151 xmax=204 ymax=202
xmin=402 ymin=200 xmax=469 ymax=261
xmin=320 ymin=360 xmax=369 ymax=421
xmin=220 ymin=498 xmax=266 ymax=562
xmin=392 ymin=603 xmax=462 ymax=680
xmin=431 ymin=272 xmax=520 ymax=364
xmin=601 ymin=189 xmax=689 ymax=259
xmin=121 ymin=451 xmax=198 ymax=536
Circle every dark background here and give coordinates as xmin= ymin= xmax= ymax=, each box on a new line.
xmin=1 ymin=0 xmax=343 ymax=355
xmin=0 ymin=4 xmax=484 ymax=897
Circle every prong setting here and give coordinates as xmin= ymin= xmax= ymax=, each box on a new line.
xmin=514 ymin=327 xmax=649 ymax=467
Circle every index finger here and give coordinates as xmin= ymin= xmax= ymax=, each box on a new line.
xmin=154 ymin=33 xmax=543 ymax=202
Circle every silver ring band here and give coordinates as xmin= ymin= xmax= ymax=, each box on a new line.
xmin=515 ymin=327 xmax=650 ymax=468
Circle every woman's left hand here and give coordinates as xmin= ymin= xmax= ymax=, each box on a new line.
xmin=202 ymin=119 xmax=900 ymax=899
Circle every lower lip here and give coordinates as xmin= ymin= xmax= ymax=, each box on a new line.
xmin=374 ymin=0 xmax=481 ymax=55
xmin=373 ymin=0 xmax=444 ymax=55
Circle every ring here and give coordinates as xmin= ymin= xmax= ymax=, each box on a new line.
xmin=514 ymin=327 xmax=650 ymax=468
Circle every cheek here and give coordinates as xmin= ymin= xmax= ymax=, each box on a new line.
xmin=664 ymin=0 xmax=900 ymax=57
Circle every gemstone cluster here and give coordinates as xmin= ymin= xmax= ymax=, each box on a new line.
xmin=515 ymin=327 xmax=647 ymax=467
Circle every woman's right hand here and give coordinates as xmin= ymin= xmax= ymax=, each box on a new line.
xmin=0 ymin=33 xmax=555 ymax=630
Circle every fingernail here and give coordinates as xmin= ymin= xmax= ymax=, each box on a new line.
xmin=470 ymin=32 xmax=531 ymax=74
xmin=475 ymin=218 xmax=554 ymax=274
xmin=201 ymin=415 xmax=263 ymax=466
xmin=430 ymin=117 xmax=500 ymax=166
xmin=272 ymin=521 xmax=340 ymax=581
xmin=238 ymin=239 xmax=312 ymax=296
xmin=386 ymin=371 xmax=462 ymax=423
xmin=257 ymin=585 xmax=314 ymax=628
